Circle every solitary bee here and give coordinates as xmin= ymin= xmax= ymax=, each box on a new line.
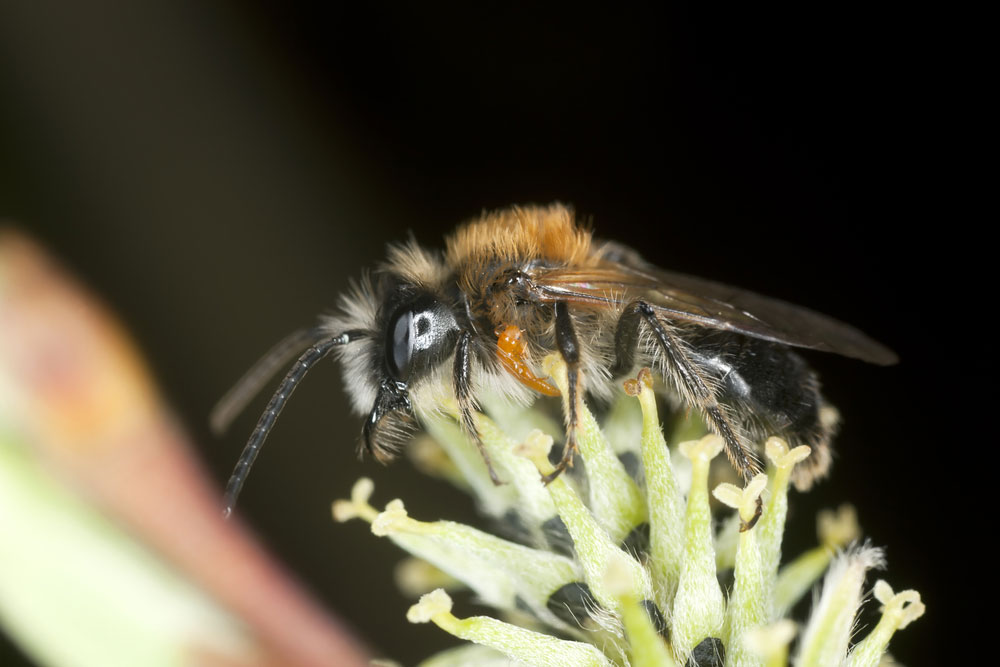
xmin=216 ymin=204 xmax=896 ymax=516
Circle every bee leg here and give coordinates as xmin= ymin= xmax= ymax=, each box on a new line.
xmin=542 ymin=302 xmax=582 ymax=484
xmin=616 ymin=302 xmax=763 ymax=486
xmin=610 ymin=303 xmax=642 ymax=377
xmin=453 ymin=330 xmax=503 ymax=485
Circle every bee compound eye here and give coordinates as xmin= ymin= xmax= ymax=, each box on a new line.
xmin=384 ymin=296 xmax=459 ymax=382
xmin=387 ymin=309 xmax=413 ymax=380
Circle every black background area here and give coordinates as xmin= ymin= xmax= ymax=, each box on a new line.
xmin=1 ymin=2 xmax=960 ymax=665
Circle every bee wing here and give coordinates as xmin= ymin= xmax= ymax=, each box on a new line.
xmin=531 ymin=259 xmax=897 ymax=366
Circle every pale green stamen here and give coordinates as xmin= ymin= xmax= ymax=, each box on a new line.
xmin=743 ymin=620 xmax=797 ymax=667
xmin=419 ymin=407 xmax=520 ymax=518
xmin=774 ymin=504 xmax=860 ymax=614
xmin=515 ymin=430 xmax=652 ymax=615
xmin=543 ymin=355 xmax=646 ymax=543
xmin=671 ymin=434 xmax=727 ymax=659
xmin=394 ymin=557 xmax=462 ymax=598
xmin=408 ymin=589 xmax=614 ymax=667
xmin=715 ymin=473 xmax=768 ymax=667
xmin=334 ymin=478 xmax=581 ymax=627
xmin=760 ymin=438 xmax=811 ymax=619
xmin=603 ymin=552 xmax=678 ymax=667
xmin=797 ymin=545 xmax=885 ymax=665
xmin=845 ymin=580 xmax=925 ymax=666
xmin=627 ymin=370 xmax=685 ymax=609
xmin=542 ymin=354 xmax=646 ymax=542
xmin=427 ymin=404 xmax=561 ymax=545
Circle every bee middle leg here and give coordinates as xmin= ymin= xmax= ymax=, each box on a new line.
xmin=613 ymin=301 xmax=763 ymax=527
xmin=453 ymin=330 xmax=502 ymax=485
xmin=542 ymin=301 xmax=582 ymax=483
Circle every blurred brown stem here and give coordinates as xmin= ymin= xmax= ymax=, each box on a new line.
xmin=0 ymin=228 xmax=371 ymax=667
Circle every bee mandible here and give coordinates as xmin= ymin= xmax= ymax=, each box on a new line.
xmin=215 ymin=205 xmax=896 ymax=517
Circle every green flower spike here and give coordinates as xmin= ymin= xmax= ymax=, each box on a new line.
xmin=331 ymin=365 xmax=923 ymax=666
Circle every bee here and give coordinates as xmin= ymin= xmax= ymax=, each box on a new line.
xmin=215 ymin=204 xmax=896 ymax=517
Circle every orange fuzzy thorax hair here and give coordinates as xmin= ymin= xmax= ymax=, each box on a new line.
xmin=445 ymin=204 xmax=596 ymax=269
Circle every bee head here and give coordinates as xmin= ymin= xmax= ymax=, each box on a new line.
xmin=329 ymin=274 xmax=459 ymax=462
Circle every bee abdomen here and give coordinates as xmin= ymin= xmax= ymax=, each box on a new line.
xmin=688 ymin=332 xmax=836 ymax=488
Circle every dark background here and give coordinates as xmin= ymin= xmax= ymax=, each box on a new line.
xmin=1 ymin=2 xmax=955 ymax=665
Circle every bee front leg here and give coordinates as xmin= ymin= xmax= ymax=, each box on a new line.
xmin=543 ymin=302 xmax=582 ymax=484
xmin=453 ymin=330 xmax=503 ymax=485
xmin=614 ymin=302 xmax=763 ymax=528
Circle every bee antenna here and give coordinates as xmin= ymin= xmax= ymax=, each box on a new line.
xmin=222 ymin=331 xmax=361 ymax=517
xmin=210 ymin=326 xmax=329 ymax=436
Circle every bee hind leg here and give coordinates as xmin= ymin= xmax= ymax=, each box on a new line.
xmin=542 ymin=302 xmax=582 ymax=484
xmin=614 ymin=301 xmax=764 ymax=528
xmin=453 ymin=330 xmax=503 ymax=485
